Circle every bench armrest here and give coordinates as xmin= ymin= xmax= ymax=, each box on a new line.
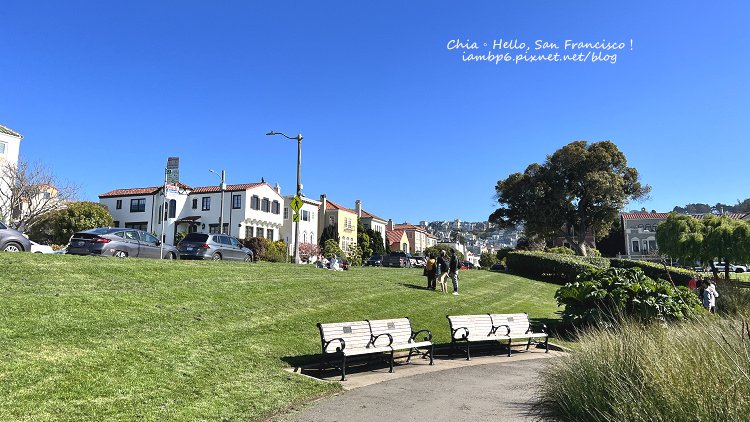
xmin=368 ymin=333 xmax=394 ymax=348
xmin=323 ymin=337 xmax=346 ymax=353
xmin=491 ymin=324 xmax=510 ymax=336
xmin=451 ymin=326 xmax=469 ymax=340
xmin=410 ymin=329 xmax=433 ymax=342
xmin=527 ymin=323 xmax=548 ymax=334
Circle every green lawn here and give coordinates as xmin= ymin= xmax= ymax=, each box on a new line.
xmin=0 ymin=254 xmax=561 ymax=421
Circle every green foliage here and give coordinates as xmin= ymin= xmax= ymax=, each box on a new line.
xmin=547 ymin=246 xmax=575 ymax=255
xmin=478 ymin=252 xmax=498 ymax=268
xmin=495 ymin=247 xmax=514 ymax=261
xmin=318 ymin=225 xmax=339 ymax=248
xmin=555 ymin=267 xmax=702 ymax=326
xmin=538 ymin=318 xmax=750 ymax=421
xmin=506 ymin=250 xmax=610 ymax=284
xmin=347 ymin=244 xmax=363 ymax=266
xmin=424 ymin=244 xmax=464 ymax=260
xmin=715 ymin=280 xmax=750 ymax=316
xmin=356 ymin=221 xmax=372 ymax=259
xmin=490 ymin=140 xmax=650 ymax=256
xmin=27 ymin=201 xmax=113 ymax=244
xmin=368 ymin=229 xmax=386 ymax=256
xmin=323 ymin=239 xmax=344 ymax=258
xmin=241 ymin=237 xmax=267 ymax=259
xmin=241 ymin=237 xmax=288 ymax=262
xmin=175 ymin=231 xmax=187 ymax=244
xmin=609 ymin=258 xmax=694 ymax=286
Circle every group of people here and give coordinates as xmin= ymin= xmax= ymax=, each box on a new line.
xmin=698 ymin=278 xmax=720 ymax=313
xmin=423 ymin=248 xmax=460 ymax=295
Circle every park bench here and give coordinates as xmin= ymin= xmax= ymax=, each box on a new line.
xmin=447 ymin=313 xmax=548 ymax=360
xmin=317 ymin=318 xmax=433 ymax=381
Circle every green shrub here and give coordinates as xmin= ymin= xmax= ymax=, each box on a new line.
xmin=717 ymin=280 xmax=750 ymax=316
xmin=547 ymin=246 xmax=575 ymax=255
xmin=555 ymin=267 xmax=702 ymax=326
xmin=495 ymin=247 xmax=514 ymax=261
xmin=424 ymin=244 xmax=464 ymax=261
xmin=538 ymin=318 xmax=750 ymax=421
xmin=347 ymin=244 xmax=363 ymax=266
xmin=323 ymin=239 xmax=344 ymax=258
xmin=609 ymin=258 xmax=693 ymax=286
xmin=241 ymin=238 xmax=288 ymax=262
xmin=506 ymin=251 xmax=609 ymax=284
xmin=478 ymin=252 xmax=498 ymax=269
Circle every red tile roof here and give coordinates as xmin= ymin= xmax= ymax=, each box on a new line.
xmin=621 ymin=212 xmax=671 ymax=220
xmin=361 ymin=209 xmax=386 ymax=221
xmin=100 ymin=186 xmax=162 ymax=197
xmin=693 ymin=212 xmax=749 ymax=220
xmin=191 ymin=182 xmax=266 ymax=193
xmin=394 ymin=224 xmax=430 ymax=234
xmin=100 ymin=182 xmax=270 ymax=198
xmin=386 ymin=229 xmax=406 ymax=245
xmin=324 ymin=199 xmax=356 ymax=214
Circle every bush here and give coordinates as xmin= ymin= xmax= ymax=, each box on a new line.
xmin=547 ymin=246 xmax=575 ymax=255
xmin=347 ymin=245 xmax=363 ymax=266
xmin=555 ymin=267 xmax=702 ymax=326
xmin=28 ymin=202 xmax=113 ymax=244
xmin=717 ymin=280 xmax=750 ymax=316
xmin=323 ymin=239 xmax=344 ymax=258
xmin=241 ymin=238 xmax=288 ymax=262
xmin=478 ymin=252 xmax=498 ymax=269
xmin=495 ymin=247 xmax=514 ymax=261
xmin=538 ymin=318 xmax=750 ymax=421
xmin=424 ymin=244 xmax=464 ymax=260
xmin=609 ymin=258 xmax=694 ymax=286
xmin=506 ymin=251 xmax=609 ymax=284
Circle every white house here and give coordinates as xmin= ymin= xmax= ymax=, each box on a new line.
xmin=354 ymin=199 xmax=388 ymax=249
xmin=0 ymin=125 xmax=22 ymax=220
xmin=282 ymin=194 xmax=321 ymax=250
xmin=100 ymin=182 xmax=284 ymax=245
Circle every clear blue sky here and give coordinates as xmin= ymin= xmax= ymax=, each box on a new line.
xmin=2 ymin=1 xmax=749 ymax=223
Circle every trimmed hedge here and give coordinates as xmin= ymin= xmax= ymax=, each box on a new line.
xmin=506 ymin=251 xmax=609 ymax=284
xmin=609 ymin=258 xmax=694 ymax=286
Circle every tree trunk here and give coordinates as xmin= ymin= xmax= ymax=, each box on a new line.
xmin=724 ymin=257 xmax=731 ymax=281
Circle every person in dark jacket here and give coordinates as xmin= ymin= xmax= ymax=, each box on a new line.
xmin=437 ymin=250 xmax=449 ymax=293
xmin=449 ymin=248 xmax=459 ymax=295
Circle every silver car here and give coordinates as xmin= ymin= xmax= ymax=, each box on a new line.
xmin=66 ymin=228 xmax=179 ymax=259
xmin=0 ymin=221 xmax=31 ymax=252
xmin=177 ymin=233 xmax=253 ymax=261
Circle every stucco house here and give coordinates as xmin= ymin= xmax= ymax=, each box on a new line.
xmin=354 ymin=199 xmax=388 ymax=249
xmin=282 ymin=194 xmax=321 ymax=250
xmin=318 ymin=194 xmax=358 ymax=253
xmin=0 ymin=125 xmax=23 ymax=220
xmin=393 ymin=222 xmax=431 ymax=255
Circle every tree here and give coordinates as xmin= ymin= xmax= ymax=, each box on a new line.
xmin=28 ymin=201 xmax=112 ymax=245
xmin=490 ymin=141 xmax=650 ymax=256
xmin=0 ymin=159 xmax=79 ymax=230
xmin=323 ymin=238 xmax=344 ymax=258
xmin=356 ymin=220 xmax=373 ymax=259
xmin=298 ymin=242 xmax=321 ymax=262
xmin=479 ymin=252 xmax=498 ymax=268
xmin=424 ymin=244 xmax=464 ymax=260
xmin=368 ymin=229 xmax=386 ymax=256
xmin=319 ymin=225 xmax=339 ymax=248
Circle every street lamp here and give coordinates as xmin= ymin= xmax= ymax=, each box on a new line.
xmin=209 ymin=169 xmax=226 ymax=234
xmin=266 ymin=130 xmax=303 ymax=264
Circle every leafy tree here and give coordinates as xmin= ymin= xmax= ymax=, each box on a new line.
xmin=323 ymin=238 xmax=344 ymax=258
xmin=490 ymin=141 xmax=650 ymax=256
xmin=515 ymin=235 xmax=545 ymax=251
xmin=478 ymin=252 xmax=498 ymax=268
xmin=298 ymin=242 xmax=321 ymax=262
xmin=424 ymin=244 xmax=464 ymax=260
xmin=368 ymin=229 xmax=386 ymax=256
xmin=547 ymin=246 xmax=575 ymax=255
xmin=319 ymin=224 xmax=339 ymax=248
xmin=347 ymin=244 xmax=363 ymax=266
xmin=28 ymin=201 xmax=112 ymax=244
xmin=356 ymin=220 xmax=373 ymax=259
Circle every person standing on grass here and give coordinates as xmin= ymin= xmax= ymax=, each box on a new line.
xmin=449 ymin=248 xmax=459 ymax=295
xmin=425 ymin=254 xmax=437 ymax=290
xmin=701 ymin=279 xmax=719 ymax=313
xmin=437 ymin=250 xmax=449 ymax=293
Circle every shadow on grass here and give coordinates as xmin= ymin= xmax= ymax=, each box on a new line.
xmin=397 ymin=282 xmax=433 ymax=291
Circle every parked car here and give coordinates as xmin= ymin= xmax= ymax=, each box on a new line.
xmin=0 ymin=221 xmax=31 ymax=252
xmin=381 ymin=251 xmax=413 ymax=268
xmin=714 ymin=262 xmax=748 ymax=273
xmin=30 ymin=241 xmax=54 ymax=254
xmin=364 ymin=254 xmax=383 ymax=267
xmin=460 ymin=261 xmax=476 ymax=270
xmin=490 ymin=263 xmax=506 ymax=272
xmin=412 ymin=256 xmax=426 ymax=268
xmin=177 ymin=233 xmax=253 ymax=261
xmin=66 ymin=228 xmax=179 ymax=259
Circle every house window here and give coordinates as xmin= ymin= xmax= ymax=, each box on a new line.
xmin=272 ymin=200 xmax=280 ymax=214
xmin=158 ymin=205 xmax=163 ymax=223
xmin=168 ymin=199 xmax=176 ymax=219
xmin=262 ymin=198 xmax=270 ymax=212
xmin=266 ymin=229 xmax=274 ymax=240
xmin=125 ymin=222 xmax=148 ymax=231
xmin=302 ymin=210 xmax=310 ymax=221
xmin=632 ymin=240 xmax=640 ymax=253
xmin=223 ymin=223 xmax=229 ymax=235
xmin=245 ymin=226 xmax=254 ymax=238
xmin=648 ymin=240 xmax=657 ymax=252
xmin=329 ymin=216 xmax=334 ymax=225
xmin=130 ymin=198 xmax=146 ymax=213
xmin=303 ymin=232 xmax=307 ymax=243
xmin=643 ymin=240 xmax=649 ymax=253
xmin=202 ymin=197 xmax=211 ymax=211
xmin=402 ymin=242 xmax=408 ymax=252
xmin=116 ymin=200 xmax=122 ymax=210
xmin=0 ymin=142 xmax=5 ymax=155
xmin=209 ymin=224 xmax=220 ymax=234
xmin=232 ymin=195 xmax=242 ymax=209
xmin=192 ymin=198 xmax=198 ymax=209
xmin=113 ymin=221 xmax=119 ymax=228
xmin=251 ymin=195 xmax=260 ymax=210
xmin=257 ymin=228 xmax=264 ymax=238
xmin=645 ymin=224 xmax=652 ymax=232
xmin=284 ymin=207 xmax=289 ymax=219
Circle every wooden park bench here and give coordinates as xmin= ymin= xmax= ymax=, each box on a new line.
xmin=317 ymin=318 xmax=433 ymax=381
xmin=447 ymin=313 xmax=548 ymax=360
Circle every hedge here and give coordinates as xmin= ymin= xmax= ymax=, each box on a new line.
xmin=506 ymin=251 xmax=610 ymax=284
xmin=609 ymin=258 xmax=694 ymax=286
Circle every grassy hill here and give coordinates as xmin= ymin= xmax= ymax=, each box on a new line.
xmin=0 ymin=254 xmax=561 ymax=420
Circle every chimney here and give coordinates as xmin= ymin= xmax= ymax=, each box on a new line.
xmin=355 ymin=199 xmax=362 ymax=218
xmin=275 ymin=182 xmax=281 ymax=194
xmin=319 ymin=194 xmax=327 ymax=234
xmin=387 ymin=219 xmax=394 ymax=231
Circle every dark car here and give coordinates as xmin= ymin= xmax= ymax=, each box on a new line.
xmin=460 ymin=261 xmax=475 ymax=270
xmin=177 ymin=233 xmax=253 ymax=261
xmin=364 ymin=254 xmax=383 ymax=267
xmin=0 ymin=221 xmax=31 ymax=252
xmin=66 ymin=228 xmax=179 ymax=259
xmin=490 ymin=263 xmax=506 ymax=272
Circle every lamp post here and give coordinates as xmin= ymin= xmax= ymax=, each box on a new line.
xmin=266 ymin=130 xmax=303 ymax=264
xmin=209 ymin=169 xmax=226 ymax=234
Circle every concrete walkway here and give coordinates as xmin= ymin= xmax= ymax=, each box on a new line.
xmin=282 ymin=349 xmax=562 ymax=421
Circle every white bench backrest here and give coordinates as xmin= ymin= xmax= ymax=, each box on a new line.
xmin=368 ymin=317 xmax=412 ymax=344
xmin=488 ymin=313 xmax=530 ymax=335
xmin=447 ymin=314 xmax=493 ymax=339
xmin=318 ymin=320 xmax=372 ymax=353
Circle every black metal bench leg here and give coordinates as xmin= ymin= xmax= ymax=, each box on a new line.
xmin=507 ymin=339 xmax=512 ymax=357
xmin=466 ymin=342 xmax=471 ymax=361
xmin=406 ymin=347 xmax=414 ymax=363
xmin=429 ymin=344 xmax=434 ymax=365
xmin=545 ymin=337 xmax=549 ymax=353
xmin=389 ymin=350 xmax=394 ymax=373
xmin=341 ymin=356 xmax=347 ymax=381
xmin=526 ymin=337 xmax=532 ymax=351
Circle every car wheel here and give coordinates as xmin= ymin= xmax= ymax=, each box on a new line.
xmin=113 ymin=250 xmax=128 ymax=258
xmin=212 ymin=252 xmax=222 ymax=261
xmin=244 ymin=254 xmax=252 ymax=262
xmin=166 ymin=252 xmax=176 ymax=260
xmin=736 ymin=268 xmax=745 ymax=273
xmin=3 ymin=242 xmax=23 ymax=252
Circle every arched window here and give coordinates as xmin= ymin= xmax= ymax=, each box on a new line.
xmin=168 ymin=199 xmax=176 ymax=219
xmin=303 ymin=232 xmax=307 ymax=243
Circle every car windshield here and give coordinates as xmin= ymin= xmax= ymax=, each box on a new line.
xmin=182 ymin=233 xmax=209 ymax=242
xmin=370 ymin=255 xmax=382 ymax=260
xmin=85 ymin=228 xmax=120 ymax=234
xmin=0 ymin=222 xmax=6 ymax=229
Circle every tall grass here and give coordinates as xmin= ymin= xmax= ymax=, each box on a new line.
xmin=537 ymin=317 xmax=750 ymax=421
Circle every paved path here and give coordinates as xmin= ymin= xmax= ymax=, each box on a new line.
xmin=284 ymin=358 xmax=551 ymax=422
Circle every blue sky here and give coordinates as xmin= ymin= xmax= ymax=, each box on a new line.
xmin=2 ymin=1 xmax=749 ymax=223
